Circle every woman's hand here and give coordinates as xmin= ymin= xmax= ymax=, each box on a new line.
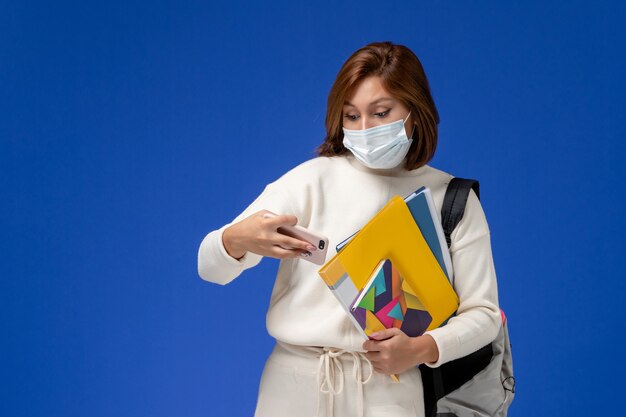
xmin=222 ymin=210 xmax=318 ymax=260
xmin=363 ymin=328 xmax=439 ymax=375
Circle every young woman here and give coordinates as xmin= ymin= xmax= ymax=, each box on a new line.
xmin=198 ymin=41 xmax=501 ymax=417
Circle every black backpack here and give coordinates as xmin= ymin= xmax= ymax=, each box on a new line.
xmin=419 ymin=178 xmax=515 ymax=417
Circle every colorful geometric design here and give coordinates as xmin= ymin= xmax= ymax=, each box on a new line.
xmin=374 ymin=262 xmax=393 ymax=311
xmin=404 ymin=291 xmax=426 ymax=311
xmin=372 ymin=268 xmax=387 ymax=296
xmin=400 ymin=308 xmax=432 ymax=337
xmin=388 ymin=302 xmax=404 ymax=321
xmin=401 ymin=279 xmax=417 ymax=297
xmin=352 ymin=306 xmax=367 ymax=329
xmin=350 ymin=259 xmax=433 ymax=338
xmin=375 ymin=297 xmax=400 ymax=328
xmin=357 ymin=286 xmax=376 ymax=311
xmin=365 ymin=309 xmax=386 ymax=334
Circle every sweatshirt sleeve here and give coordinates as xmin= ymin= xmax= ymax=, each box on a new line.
xmin=423 ymin=190 xmax=502 ymax=367
xmin=197 ymin=182 xmax=294 ymax=285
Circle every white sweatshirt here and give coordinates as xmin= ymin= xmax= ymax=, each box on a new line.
xmin=198 ymin=155 xmax=501 ymax=367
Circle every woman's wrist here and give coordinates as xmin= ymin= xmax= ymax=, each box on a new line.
xmin=411 ymin=334 xmax=440 ymax=365
xmin=222 ymin=225 xmax=246 ymax=260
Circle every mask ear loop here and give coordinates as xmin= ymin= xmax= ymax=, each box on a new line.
xmin=404 ymin=111 xmax=416 ymax=139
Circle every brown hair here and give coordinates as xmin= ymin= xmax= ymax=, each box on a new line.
xmin=317 ymin=41 xmax=439 ymax=170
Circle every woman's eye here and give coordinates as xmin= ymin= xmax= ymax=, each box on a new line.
xmin=344 ymin=114 xmax=359 ymax=121
xmin=374 ymin=110 xmax=390 ymax=118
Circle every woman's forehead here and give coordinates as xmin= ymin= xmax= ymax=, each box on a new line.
xmin=344 ymin=76 xmax=395 ymax=107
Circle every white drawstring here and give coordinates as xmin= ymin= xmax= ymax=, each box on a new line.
xmin=315 ymin=347 xmax=373 ymax=417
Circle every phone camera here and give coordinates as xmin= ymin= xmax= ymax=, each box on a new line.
xmin=318 ymin=240 xmax=325 ymax=250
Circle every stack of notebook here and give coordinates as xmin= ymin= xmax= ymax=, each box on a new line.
xmin=318 ymin=187 xmax=458 ymax=341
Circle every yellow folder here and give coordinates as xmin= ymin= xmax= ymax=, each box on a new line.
xmin=319 ymin=196 xmax=459 ymax=332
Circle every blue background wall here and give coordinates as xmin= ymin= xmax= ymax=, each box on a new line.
xmin=2 ymin=1 xmax=624 ymax=416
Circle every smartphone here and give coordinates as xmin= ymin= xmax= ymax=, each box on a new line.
xmin=263 ymin=212 xmax=329 ymax=265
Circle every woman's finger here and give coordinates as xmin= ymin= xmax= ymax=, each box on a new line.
xmin=372 ymin=365 xmax=387 ymax=374
xmin=262 ymin=212 xmax=298 ymax=228
xmin=268 ymin=245 xmax=305 ymax=259
xmin=274 ymin=233 xmax=317 ymax=252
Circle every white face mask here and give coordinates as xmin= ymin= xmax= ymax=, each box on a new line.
xmin=342 ymin=112 xmax=414 ymax=170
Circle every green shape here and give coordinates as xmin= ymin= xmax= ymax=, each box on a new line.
xmin=358 ymin=286 xmax=376 ymax=311
xmin=388 ymin=302 xmax=404 ymax=321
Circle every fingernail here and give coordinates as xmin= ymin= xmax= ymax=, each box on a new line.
xmin=307 ymin=245 xmax=317 ymax=251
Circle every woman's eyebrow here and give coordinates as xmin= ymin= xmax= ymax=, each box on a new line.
xmin=343 ymin=97 xmax=395 ymax=107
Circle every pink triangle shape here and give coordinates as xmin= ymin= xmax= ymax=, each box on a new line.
xmin=375 ymin=297 xmax=400 ymax=329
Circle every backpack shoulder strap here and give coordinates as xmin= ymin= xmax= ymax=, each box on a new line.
xmin=424 ymin=177 xmax=481 ymax=416
xmin=441 ymin=177 xmax=480 ymax=248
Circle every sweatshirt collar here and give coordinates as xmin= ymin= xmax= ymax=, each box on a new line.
xmin=345 ymin=155 xmax=428 ymax=177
